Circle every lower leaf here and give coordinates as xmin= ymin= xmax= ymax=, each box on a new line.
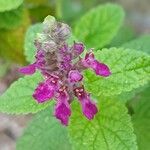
xmin=16 ymin=107 xmax=72 ymax=150
xmin=69 ymin=99 xmax=137 ymax=150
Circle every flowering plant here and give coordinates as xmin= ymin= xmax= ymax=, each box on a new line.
xmin=0 ymin=3 xmax=150 ymax=150
xmin=19 ymin=16 xmax=111 ymax=125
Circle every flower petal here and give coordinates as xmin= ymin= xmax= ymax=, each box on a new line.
xmin=81 ymin=100 xmax=98 ymax=120
xmin=19 ymin=64 xmax=36 ymax=75
xmin=33 ymin=80 xmax=56 ymax=103
xmin=68 ymin=70 xmax=83 ymax=82
xmin=93 ymin=60 xmax=111 ymax=77
xmin=54 ymin=90 xmax=71 ymax=126
xmin=55 ymin=102 xmax=71 ymax=126
xmin=73 ymin=42 xmax=84 ymax=55
xmin=82 ymin=52 xmax=111 ymax=77
xmin=74 ymin=86 xmax=98 ymax=120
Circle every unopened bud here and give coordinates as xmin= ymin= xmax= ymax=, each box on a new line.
xmin=43 ymin=15 xmax=56 ymax=34
xmin=51 ymin=23 xmax=71 ymax=41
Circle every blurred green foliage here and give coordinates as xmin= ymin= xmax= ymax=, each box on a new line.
xmin=0 ymin=0 xmax=139 ymax=65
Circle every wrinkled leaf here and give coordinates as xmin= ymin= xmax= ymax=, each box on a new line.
xmin=84 ymin=47 xmax=150 ymax=97
xmin=0 ymin=73 xmax=52 ymax=114
xmin=24 ymin=23 xmax=43 ymax=63
xmin=74 ymin=3 xmax=124 ymax=49
xmin=69 ymin=99 xmax=137 ymax=150
xmin=17 ymin=107 xmax=72 ymax=150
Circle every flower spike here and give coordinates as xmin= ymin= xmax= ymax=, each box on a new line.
xmin=19 ymin=15 xmax=111 ymax=125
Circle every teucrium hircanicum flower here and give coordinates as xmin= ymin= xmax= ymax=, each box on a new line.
xmin=19 ymin=16 xmax=111 ymax=126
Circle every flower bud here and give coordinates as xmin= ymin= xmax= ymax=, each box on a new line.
xmin=51 ymin=23 xmax=71 ymax=41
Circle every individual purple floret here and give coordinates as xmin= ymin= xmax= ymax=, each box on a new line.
xmin=19 ymin=16 xmax=111 ymax=126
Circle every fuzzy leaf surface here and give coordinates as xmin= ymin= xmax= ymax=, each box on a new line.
xmin=84 ymin=47 xmax=150 ymax=97
xmin=17 ymin=107 xmax=72 ymax=150
xmin=69 ymin=99 xmax=137 ymax=150
xmin=74 ymin=3 xmax=124 ymax=49
xmin=0 ymin=73 xmax=52 ymax=114
xmin=24 ymin=23 xmax=43 ymax=63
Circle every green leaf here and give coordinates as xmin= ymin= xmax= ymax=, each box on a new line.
xmin=69 ymin=99 xmax=137 ymax=150
xmin=17 ymin=107 xmax=72 ymax=150
xmin=132 ymin=86 xmax=150 ymax=150
xmin=73 ymin=3 xmax=124 ymax=49
xmin=24 ymin=23 xmax=43 ymax=63
xmin=0 ymin=73 xmax=52 ymax=114
xmin=0 ymin=5 xmax=23 ymax=29
xmin=84 ymin=47 xmax=150 ymax=97
xmin=122 ymin=35 xmax=150 ymax=54
xmin=0 ymin=0 xmax=23 ymax=12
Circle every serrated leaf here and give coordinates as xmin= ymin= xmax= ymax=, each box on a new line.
xmin=73 ymin=3 xmax=124 ymax=49
xmin=0 ymin=5 xmax=23 ymax=29
xmin=69 ymin=99 xmax=137 ymax=150
xmin=132 ymin=86 xmax=150 ymax=150
xmin=0 ymin=10 xmax=31 ymax=64
xmin=0 ymin=73 xmax=52 ymax=114
xmin=0 ymin=0 xmax=23 ymax=12
xmin=17 ymin=107 xmax=72 ymax=150
xmin=24 ymin=23 xmax=43 ymax=63
xmin=122 ymin=35 xmax=150 ymax=54
xmin=84 ymin=47 xmax=150 ymax=97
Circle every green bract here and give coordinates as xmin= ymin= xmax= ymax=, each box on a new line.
xmin=69 ymin=99 xmax=137 ymax=150
xmin=24 ymin=23 xmax=43 ymax=63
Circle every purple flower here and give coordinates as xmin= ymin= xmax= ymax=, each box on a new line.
xmin=19 ymin=64 xmax=36 ymax=75
xmin=82 ymin=52 xmax=111 ymax=77
xmin=74 ymin=86 xmax=98 ymax=120
xmin=19 ymin=16 xmax=111 ymax=125
xmin=68 ymin=70 xmax=83 ymax=82
xmin=72 ymin=42 xmax=84 ymax=58
xmin=54 ymin=89 xmax=71 ymax=125
xmin=33 ymin=75 xmax=59 ymax=103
